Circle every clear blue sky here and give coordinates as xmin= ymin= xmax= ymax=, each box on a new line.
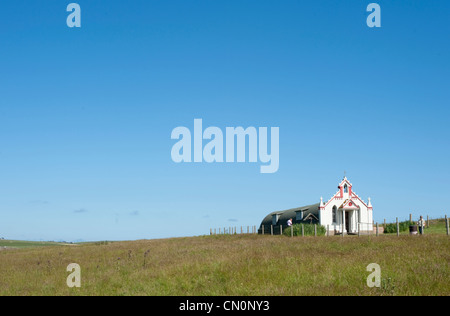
xmin=0 ymin=1 xmax=449 ymax=241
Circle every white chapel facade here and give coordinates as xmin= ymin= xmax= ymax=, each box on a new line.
xmin=319 ymin=177 xmax=373 ymax=234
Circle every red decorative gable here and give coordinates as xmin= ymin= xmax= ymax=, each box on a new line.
xmin=324 ymin=177 xmax=369 ymax=209
xmin=340 ymin=199 xmax=360 ymax=210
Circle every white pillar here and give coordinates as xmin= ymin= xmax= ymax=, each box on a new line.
xmin=348 ymin=210 xmax=352 ymax=233
xmin=343 ymin=210 xmax=346 ymax=235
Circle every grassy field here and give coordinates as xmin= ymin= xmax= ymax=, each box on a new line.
xmin=0 ymin=240 xmax=71 ymax=249
xmin=0 ymin=232 xmax=448 ymax=296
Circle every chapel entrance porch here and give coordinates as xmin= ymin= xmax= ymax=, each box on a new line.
xmin=340 ymin=209 xmax=358 ymax=235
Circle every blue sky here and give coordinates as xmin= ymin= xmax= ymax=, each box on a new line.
xmin=0 ymin=1 xmax=449 ymax=241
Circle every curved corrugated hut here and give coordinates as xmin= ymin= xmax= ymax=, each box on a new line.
xmin=258 ymin=203 xmax=320 ymax=235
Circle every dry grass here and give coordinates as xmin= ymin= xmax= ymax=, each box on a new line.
xmin=0 ymin=234 xmax=448 ymax=296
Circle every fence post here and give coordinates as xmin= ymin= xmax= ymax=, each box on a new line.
xmin=445 ymin=215 xmax=449 ymax=236
xmin=358 ymin=223 xmax=360 ymax=237
xmin=291 ymin=225 xmax=293 ymax=237
xmin=376 ymin=222 xmax=379 ymax=237
xmin=327 ymin=225 xmax=329 ymax=237
xmin=301 ymin=224 xmax=304 ymax=237
xmin=396 ymin=218 xmax=399 ymax=237
xmin=270 ymin=225 xmax=273 ymax=236
xmin=314 ymin=224 xmax=317 ymax=237
xmin=280 ymin=225 xmax=283 ymax=235
xmin=262 ymin=225 xmax=264 ymax=235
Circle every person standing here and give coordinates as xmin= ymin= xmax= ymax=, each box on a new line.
xmin=417 ymin=215 xmax=426 ymax=235
xmin=287 ymin=218 xmax=293 ymax=227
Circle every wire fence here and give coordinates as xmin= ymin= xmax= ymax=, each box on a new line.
xmin=209 ymin=215 xmax=450 ymax=237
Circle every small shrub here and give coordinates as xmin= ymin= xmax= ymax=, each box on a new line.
xmin=383 ymin=221 xmax=414 ymax=234
xmin=283 ymin=223 xmax=326 ymax=237
xmin=380 ymin=277 xmax=396 ymax=295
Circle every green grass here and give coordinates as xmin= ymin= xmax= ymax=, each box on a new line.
xmin=282 ymin=223 xmax=326 ymax=236
xmin=0 ymin=234 xmax=448 ymax=296
xmin=0 ymin=240 xmax=70 ymax=249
